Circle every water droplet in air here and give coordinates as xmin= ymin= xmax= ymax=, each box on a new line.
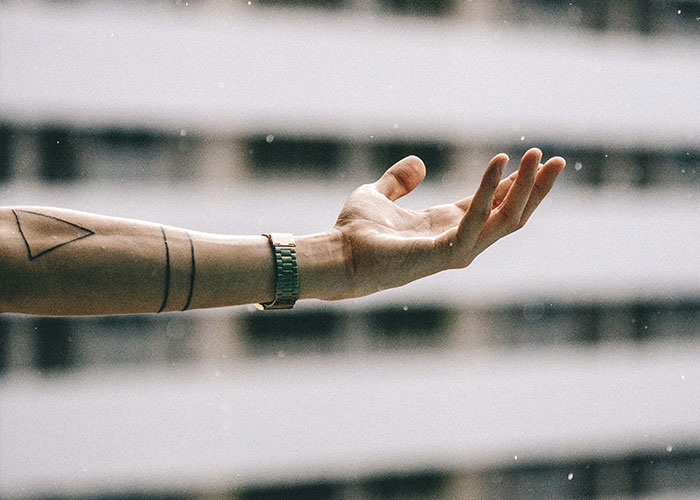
xmin=574 ymin=162 xmax=582 ymax=171
xmin=568 ymin=473 xmax=574 ymax=480
xmin=520 ymin=136 xmax=525 ymax=141
xmin=402 ymin=305 xmax=408 ymax=311
xmin=266 ymin=134 xmax=275 ymax=143
xmin=180 ymin=129 xmax=187 ymax=137
xmin=514 ymin=455 xmax=518 ymax=460
xmin=677 ymin=9 xmax=682 ymax=14
xmin=277 ymin=350 xmax=286 ymax=358
xmin=666 ymin=445 xmax=673 ymax=452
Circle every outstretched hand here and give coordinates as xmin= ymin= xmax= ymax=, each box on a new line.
xmin=329 ymin=148 xmax=565 ymax=299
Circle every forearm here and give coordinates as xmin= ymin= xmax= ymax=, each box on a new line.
xmin=0 ymin=206 xmax=346 ymax=316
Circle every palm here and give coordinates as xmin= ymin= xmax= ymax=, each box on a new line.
xmin=333 ymin=150 xmax=565 ymax=298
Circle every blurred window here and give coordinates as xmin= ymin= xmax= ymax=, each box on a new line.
xmin=87 ymin=494 xmax=193 ymax=500
xmin=241 ymin=310 xmax=343 ymax=356
xmin=258 ymin=0 xmax=346 ymax=8
xmin=39 ymin=127 xmax=81 ymax=182
xmin=0 ymin=317 xmax=9 ymax=376
xmin=664 ymin=1 xmax=700 ymax=32
xmin=367 ymin=306 xmax=451 ymax=350
xmin=486 ymin=462 xmax=596 ymax=500
xmin=246 ymin=136 xmax=342 ymax=176
xmin=241 ymin=481 xmax=343 ymax=500
xmin=371 ymin=141 xmax=451 ymax=181
xmin=637 ymin=450 xmax=700 ymax=495
xmin=0 ymin=124 xmax=13 ymax=182
xmin=555 ymin=147 xmax=606 ymax=187
xmin=378 ymin=0 xmax=456 ymax=17
xmin=33 ymin=317 xmax=75 ymax=373
xmin=631 ymin=300 xmax=700 ymax=341
xmin=361 ymin=472 xmax=448 ymax=498
xmin=491 ymin=303 xmax=601 ymax=346
xmin=675 ymin=149 xmax=700 ymax=185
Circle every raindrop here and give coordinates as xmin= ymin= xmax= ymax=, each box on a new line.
xmin=677 ymin=9 xmax=682 ymax=14
xmin=666 ymin=445 xmax=673 ymax=452
xmin=277 ymin=350 xmax=286 ymax=358
xmin=402 ymin=305 xmax=409 ymax=311
xmin=514 ymin=455 xmax=518 ymax=460
xmin=574 ymin=162 xmax=583 ymax=171
xmin=266 ymin=134 xmax=275 ymax=143
xmin=180 ymin=129 xmax=187 ymax=137
xmin=568 ymin=473 xmax=574 ymax=480
xmin=520 ymin=136 xmax=525 ymax=141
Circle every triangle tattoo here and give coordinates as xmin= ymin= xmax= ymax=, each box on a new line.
xmin=13 ymin=209 xmax=95 ymax=261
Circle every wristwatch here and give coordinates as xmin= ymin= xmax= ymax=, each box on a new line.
xmin=256 ymin=233 xmax=299 ymax=310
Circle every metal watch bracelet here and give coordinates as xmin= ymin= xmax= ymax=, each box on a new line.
xmin=255 ymin=233 xmax=299 ymax=310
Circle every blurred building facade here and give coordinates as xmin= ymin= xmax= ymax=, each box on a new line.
xmin=1 ymin=1 xmax=700 ymax=499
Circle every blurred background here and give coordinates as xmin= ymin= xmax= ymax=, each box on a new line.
xmin=1 ymin=0 xmax=700 ymax=499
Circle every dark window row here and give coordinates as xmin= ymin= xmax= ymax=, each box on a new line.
xmin=2 ymin=124 xmax=699 ymax=188
xmin=478 ymin=450 xmax=700 ymax=499
xmin=0 ymin=315 xmax=195 ymax=376
xmin=33 ymin=450 xmax=700 ymax=500
xmin=234 ymin=451 xmax=700 ymax=500
xmin=241 ymin=0 xmax=699 ymax=32
xmin=2 ymin=299 xmax=700 ymax=375
xmin=247 ymin=0 xmax=697 ymax=32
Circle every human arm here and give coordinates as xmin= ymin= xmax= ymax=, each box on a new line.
xmin=0 ymin=148 xmax=564 ymax=316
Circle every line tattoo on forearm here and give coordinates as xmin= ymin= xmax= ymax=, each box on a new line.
xmin=182 ymin=231 xmax=196 ymax=312
xmin=158 ymin=226 xmax=172 ymax=313
xmin=157 ymin=227 xmax=196 ymax=313
xmin=13 ymin=209 xmax=95 ymax=261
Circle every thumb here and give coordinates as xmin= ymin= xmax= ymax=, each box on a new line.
xmin=373 ymin=155 xmax=426 ymax=201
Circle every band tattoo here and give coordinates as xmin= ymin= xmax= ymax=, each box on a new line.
xmin=182 ymin=232 xmax=196 ymax=312
xmin=13 ymin=209 xmax=95 ymax=261
xmin=157 ymin=227 xmax=196 ymax=313
xmin=158 ymin=226 xmax=172 ymax=313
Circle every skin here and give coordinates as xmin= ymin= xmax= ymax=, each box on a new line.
xmin=0 ymin=148 xmax=564 ymax=316
xmin=326 ymin=147 xmax=565 ymax=298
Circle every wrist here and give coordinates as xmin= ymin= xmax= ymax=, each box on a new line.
xmin=295 ymin=229 xmax=350 ymax=301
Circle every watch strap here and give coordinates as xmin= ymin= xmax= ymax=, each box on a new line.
xmin=256 ymin=233 xmax=299 ymax=310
